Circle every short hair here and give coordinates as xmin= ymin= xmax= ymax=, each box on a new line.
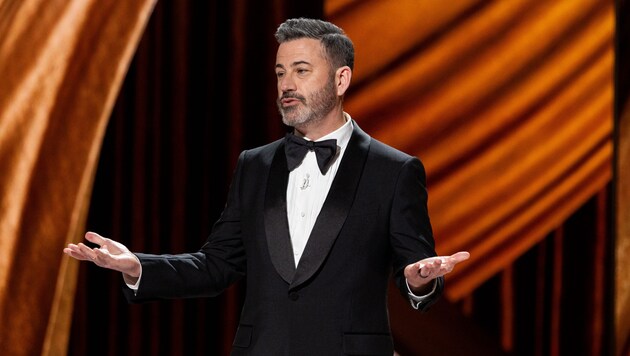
xmin=275 ymin=18 xmax=354 ymax=71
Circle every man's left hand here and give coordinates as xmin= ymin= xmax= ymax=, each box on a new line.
xmin=404 ymin=251 xmax=470 ymax=294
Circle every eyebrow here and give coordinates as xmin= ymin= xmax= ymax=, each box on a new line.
xmin=275 ymin=61 xmax=312 ymax=70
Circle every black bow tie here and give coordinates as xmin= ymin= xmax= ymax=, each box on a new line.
xmin=284 ymin=134 xmax=338 ymax=174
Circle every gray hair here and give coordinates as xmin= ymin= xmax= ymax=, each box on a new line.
xmin=275 ymin=18 xmax=354 ymax=71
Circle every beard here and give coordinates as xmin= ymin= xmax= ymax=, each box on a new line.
xmin=277 ymin=75 xmax=337 ymax=128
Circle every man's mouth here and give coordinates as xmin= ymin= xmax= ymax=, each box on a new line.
xmin=280 ymin=94 xmax=305 ymax=107
xmin=281 ymin=98 xmax=301 ymax=106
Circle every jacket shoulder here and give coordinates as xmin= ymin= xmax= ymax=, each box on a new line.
xmin=240 ymin=137 xmax=284 ymax=165
xmin=351 ymin=121 xmax=416 ymax=164
xmin=367 ymin=138 xmax=419 ymax=165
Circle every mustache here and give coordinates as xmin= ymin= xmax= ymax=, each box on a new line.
xmin=280 ymin=92 xmax=306 ymax=102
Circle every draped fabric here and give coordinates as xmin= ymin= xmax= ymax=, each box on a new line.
xmin=616 ymin=1 xmax=630 ymax=354
xmin=325 ymin=0 xmax=614 ymax=300
xmin=0 ymin=1 xmax=156 ymax=355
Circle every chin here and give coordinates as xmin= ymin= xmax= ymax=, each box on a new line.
xmin=281 ymin=113 xmax=303 ymax=127
xmin=282 ymin=118 xmax=301 ymax=128
xmin=284 ymin=116 xmax=313 ymax=128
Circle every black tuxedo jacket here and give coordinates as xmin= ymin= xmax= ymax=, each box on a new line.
xmin=124 ymin=122 xmax=443 ymax=355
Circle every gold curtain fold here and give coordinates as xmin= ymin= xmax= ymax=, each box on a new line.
xmin=0 ymin=0 xmax=156 ymax=354
xmin=326 ymin=0 xmax=614 ymax=300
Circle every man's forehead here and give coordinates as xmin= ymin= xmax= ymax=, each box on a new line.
xmin=276 ymin=38 xmax=326 ymax=65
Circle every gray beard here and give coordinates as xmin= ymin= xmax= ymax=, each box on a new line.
xmin=278 ymin=77 xmax=337 ymax=128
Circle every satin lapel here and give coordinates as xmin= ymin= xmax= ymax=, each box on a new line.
xmin=290 ymin=123 xmax=371 ymax=290
xmin=264 ymin=141 xmax=295 ymax=284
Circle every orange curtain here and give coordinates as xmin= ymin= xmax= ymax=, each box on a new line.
xmin=0 ymin=1 xmax=155 ymax=355
xmin=326 ymin=0 xmax=614 ymax=300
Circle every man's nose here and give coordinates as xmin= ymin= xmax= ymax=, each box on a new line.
xmin=279 ymin=75 xmax=296 ymax=92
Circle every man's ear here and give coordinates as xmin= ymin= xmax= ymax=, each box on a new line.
xmin=335 ymin=66 xmax=352 ymax=96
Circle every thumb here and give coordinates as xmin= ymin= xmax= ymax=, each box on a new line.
xmin=450 ymin=251 xmax=470 ymax=263
xmin=85 ymin=231 xmax=107 ymax=247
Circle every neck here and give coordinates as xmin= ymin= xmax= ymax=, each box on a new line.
xmin=293 ymin=106 xmax=346 ymax=141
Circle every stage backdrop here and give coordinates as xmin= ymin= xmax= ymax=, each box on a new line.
xmin=0 ymin=0 xmax=156 ymax=355
xmin=326 ymin=0 xmax=614 ymax=300
xmin=0 ymin=0 xmax=620 ymax=355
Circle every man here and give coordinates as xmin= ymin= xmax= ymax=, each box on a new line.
xmin=64 ymin=18 xmax=469 ymax=355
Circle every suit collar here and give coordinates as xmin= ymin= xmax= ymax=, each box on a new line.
xmin=264 ymin=144 xmax=295 ymax=283
xmin=264 ymin=121 xmax=371 ymax=288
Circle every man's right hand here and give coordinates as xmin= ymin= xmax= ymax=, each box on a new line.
xmin=64 ymin=232 xmax=141 ymax=284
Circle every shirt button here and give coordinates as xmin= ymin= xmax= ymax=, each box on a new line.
xmin=289 ymin=292 xmax=299 ymax=301
xmin=300 ymin=212 xmax=306 ymax=217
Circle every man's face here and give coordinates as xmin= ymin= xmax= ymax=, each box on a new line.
xmin=275 ymin=38 xmax=338 ymax=128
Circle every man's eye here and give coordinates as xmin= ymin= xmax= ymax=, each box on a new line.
xmin=276 ymin=72 xmax=285 ymax=78
xmin=297 ymin=69 xmax=308 ymax=75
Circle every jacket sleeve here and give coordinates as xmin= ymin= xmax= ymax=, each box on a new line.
xmin=123 ymin=151 xmax=248 ymax=303
xmin=389 ymin=156 xmax=444 ymax=311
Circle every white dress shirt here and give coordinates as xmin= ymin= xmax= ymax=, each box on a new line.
xmin=286 ymin=115 xmax=353 ymax=266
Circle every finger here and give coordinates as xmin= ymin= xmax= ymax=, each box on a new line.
xmin=417 ymin=264 xmax=429 ymax=278
xmin=449 ymin=251 xmax=470 ymax=264
xmin=77 ymin=243 xmax=98 ymax=260
xmin=85 ymin=231 xmax=107 ymax=247
xmin=65 ymin=244 xmax=88 ymax=257
xmin=64 ymin=246 xmax=91 ymax=261
xmin=64 ymin=243 xmax=80 ymax=253
xmin=428 ymin=259 xmax=442 ymax=269
xmin=419 ymin=261 xmax=440 ymax=278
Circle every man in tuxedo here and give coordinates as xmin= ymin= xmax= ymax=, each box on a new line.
xmin=65 ymin=18 xmax=469 ymax=355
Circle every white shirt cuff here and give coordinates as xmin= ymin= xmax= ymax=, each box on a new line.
xmin=406 ymin=278 xmax=437 ymax=310
xmin=124 ymin=268 xmax=142 ymax=293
